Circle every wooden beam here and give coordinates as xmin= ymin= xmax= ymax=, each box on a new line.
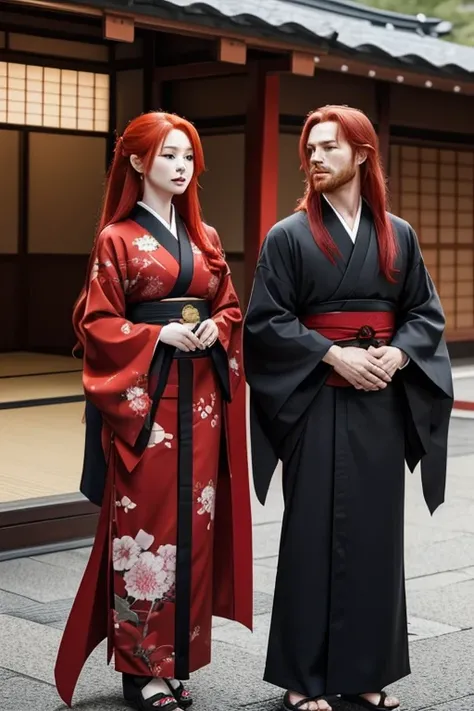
xmin=291 ymin=51 xmax=315 ymax=77
xmin=154 ymin=61 xmax=247 ymax=83
xmin=218 ymin=37 xmax=247 ymax=65
xmin=375 ymin=81 xmax=391 ymax=174
xmin=244 ymin=70 xmax=280 ymax=304
xmin=104 ymin=13 xmax=135 ymax=43
xmin=315 ymin=53 xmax=474 ymax=96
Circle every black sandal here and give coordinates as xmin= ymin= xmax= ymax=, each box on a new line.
xmin=165 ymin=679 xmax=193 ymax=708
xmin=282 ymin=691 xmax=331 ymax=710
xmin=342 ymin=692 xmax=400 ymax=710
xmin=122 ymin=673 xmax=178 ymax=710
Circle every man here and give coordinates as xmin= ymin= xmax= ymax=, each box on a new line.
xmin=243 ymin=106 xmax=453 ymax=711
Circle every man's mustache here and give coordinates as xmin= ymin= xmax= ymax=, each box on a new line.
xmin=311 ymin=168 xmax=332 ymax=176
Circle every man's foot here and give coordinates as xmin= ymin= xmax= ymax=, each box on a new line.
xmin=342 ymin=692 xmax=400 ymax=709
xmin=361 ymin=692 xmax=399 ymax=708
xmin=283 ymin=690 xmax=332 ymax=711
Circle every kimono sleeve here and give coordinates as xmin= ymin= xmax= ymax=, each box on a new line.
xmin=391 ymin=228 xmax=453 ymax=398
xmin=206 ymin=226 xmax=244 ymax=402
xmin=243 ymin=224 xmax=333 ymax=421
xmin=80 ymin=226 xmax=162 ymax=448
xmin=390 ymin=225 xmax=453 ymax=514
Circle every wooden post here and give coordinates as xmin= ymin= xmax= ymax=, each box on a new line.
xmin=244 ymin=70 xmax=280 ymax=304
xmin=375 ymin=81 xmax=391 ymax=174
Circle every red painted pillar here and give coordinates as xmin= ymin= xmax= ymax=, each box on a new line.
xmin=244 ymin=69 xmax=280 ymax=305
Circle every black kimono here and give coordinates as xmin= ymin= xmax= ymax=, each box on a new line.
xmin=243 ymin=200 xmax=453 ymax=697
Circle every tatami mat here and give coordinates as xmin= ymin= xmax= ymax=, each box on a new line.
xmin=0 ymin=372 xmax=83 ymax=404
xmin=0 ymin=352 xmax=81 ymax=378
xmin=0 ymin=401 xmax=86 ymax=502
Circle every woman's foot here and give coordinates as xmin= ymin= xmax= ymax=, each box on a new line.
xmin=122 ymin=674 xmax=181 ymax=710
xmin=165 ymin=679 xmax=193 ymax=708
xmin=361 ymin=692 xmax=399 ymax=708
xmin=284 ymin=690 xmax=332 ymax=711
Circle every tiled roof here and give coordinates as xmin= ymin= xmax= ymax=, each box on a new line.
xmin=146 ymin=0 xmax=474 ymax=75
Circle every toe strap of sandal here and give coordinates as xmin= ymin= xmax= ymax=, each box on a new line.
xmin=378 ymin=692 xmax=388 ymax=707
xmin=145 ymin=692 xmax=178 ymax=709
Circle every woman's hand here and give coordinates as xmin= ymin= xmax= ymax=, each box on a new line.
xmin=160 ymin=323 xmax=204 ymax=352
xmin=195 ymin=319 xmax=219 ymax=348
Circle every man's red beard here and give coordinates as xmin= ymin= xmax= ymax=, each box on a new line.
xmin=311 ymin=163 xmax=357 ymax=193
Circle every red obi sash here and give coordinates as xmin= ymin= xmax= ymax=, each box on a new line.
xmin=301 ymin=311 xmax=395 ymax=387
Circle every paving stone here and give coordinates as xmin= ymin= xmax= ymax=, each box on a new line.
xmin=30 ymin=548 xmax=92 ymax=573
xmin=0 ymin=668 xmax=17 ymax=685
xmin=254 ymin=522 xmax=283 ymax=560
xmin=254 ymin=564 xmax=277 ymax=595
xmin=407 ymin=579 xmax=474 ymax=629
xmin=405 ymin=535 xmax=474 ymax=579
xmin=0 ymin=558 xmax=82 ymax=603
xmin=0 ymin=591 xmax=73 ymax=626
xmin=0 ymin=615 xmax=61 ymax=684
xmin=407 ymin=615 xmax=462 ymax=641
xmin=406 ymin=569 xmax=474 ymax=593
xmin=423 ymin=696 xmax=474 ymax=711
xmin=388 ymin=629 xmax=474 ymax=710
xmin=0 ymin=676 xmax=62 ymax=711
xmin=212 ymin=611 xmax=270 ymax=657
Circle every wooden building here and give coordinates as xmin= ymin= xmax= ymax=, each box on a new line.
xmin=1 ymin=0 xmax=474 ymax=554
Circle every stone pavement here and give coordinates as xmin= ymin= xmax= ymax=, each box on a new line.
xmin=1 ymin=418 xmax=474 ymax=711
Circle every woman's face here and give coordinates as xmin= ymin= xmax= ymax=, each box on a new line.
xmin=145 ymin=128 xmax=194 ymax=197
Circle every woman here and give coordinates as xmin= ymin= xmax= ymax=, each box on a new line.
xmin=55 ymin=112 xmax=253 ymax=710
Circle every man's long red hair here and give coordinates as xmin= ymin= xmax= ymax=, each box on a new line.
xmin=298 ymin=105 xmax=398 ymax=282
xmin=73 ymin=111 xmax=224 ymax=347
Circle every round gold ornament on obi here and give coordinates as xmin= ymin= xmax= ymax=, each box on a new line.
xmin=181 ymin=304 xmax=201 ymax=324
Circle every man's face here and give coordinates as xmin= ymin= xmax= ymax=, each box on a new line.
xmin=306 ymin=121 xmax=358 ymax=193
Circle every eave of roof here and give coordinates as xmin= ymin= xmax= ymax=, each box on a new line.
xmin=133 ymin=0 xmax=474 ymax=76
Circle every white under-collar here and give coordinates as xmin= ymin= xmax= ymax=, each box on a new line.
xmin=137 ymin=201 xmax=177 ymax=239
xmin=323 ymin=194 xmax=362 ymax=243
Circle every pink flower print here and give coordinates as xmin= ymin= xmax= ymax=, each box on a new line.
xmin=115 ymin=496 xmax=137 ymax=513
xmin=206 ymin=274 xmax=219 ymax=298
xmin=125 ymin=385 xmax=150 ymax=416
xmin=229 ymin=356 xmax=239 ymax=376
xmin=197 ymin=481 xmax=216 ymax=530
xmin=124 ymin=552 xmax=170 ymax=601
xmin=113 ymin=535 xmax=141 ymax=572
xmin=190 ymin=626 xmax=200 ymax=642
xmin=157 ymin=544 xmax=177 ymax=591
xmin=194 ymin=393 xmax=216 ymax=421
xmin=133 ymin=235 xmax=160 ymax=252
xmin=141 ymin=276 xmax=164 ymax=298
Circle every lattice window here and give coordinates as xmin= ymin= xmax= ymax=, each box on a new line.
xmin=0 ymin=62 xmax=109 ymax=132
xmin=390 ymin=144 xmax=474 ymax=331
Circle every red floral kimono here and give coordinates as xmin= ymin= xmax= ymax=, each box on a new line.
xmin=55 ymin=204 xmax=253 ymax=707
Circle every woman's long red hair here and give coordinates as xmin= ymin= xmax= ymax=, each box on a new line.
xmin=298 ymin=105 xmax=398 ymax=282
xmin=73 ymin=111 xmax=223 ymax=348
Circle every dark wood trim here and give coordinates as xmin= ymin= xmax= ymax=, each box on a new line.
xmin=143 ymin=30 xmax=157 ymax=113
xmin=0 ymin=495 xmax=98 ymax=554
xmin=0 ymin=48 xmax=109 ymax=72
xmin=390 ymin=126 xmax=474 ymax=150
xmin=3 ymin=23 xmax=106 ymax=45
xmin=0 ymin=495 xmax=95 ymax=526
xmin=375 ymin=81 xmax=391 ymax=173
xmin=0 ymin=123 xmax=109 ymax=139
xmin=244 ymin=69 xmax=280 ymax=304
xmin=107 ymin=42 xmax=117 ymax=165
xmin=18 ymin=131 xmax=28 ymax=350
